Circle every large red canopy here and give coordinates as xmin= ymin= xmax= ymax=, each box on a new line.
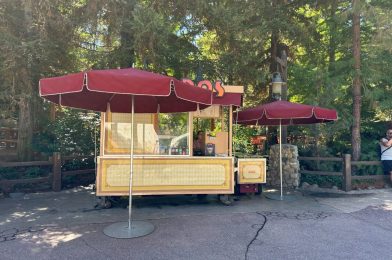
xmin=39 ymin=68 xmax=213 ymax=113
xmin=234 ymin=100 xmax=338 ymax=126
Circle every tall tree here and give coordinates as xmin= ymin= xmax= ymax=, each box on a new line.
xmin=0 ymin=0 xmax=81 ymax=160
xmin=17 ymin=0 xmax=34 ymax=161
xmin=352 ymin=0 xmax=361 ymax=161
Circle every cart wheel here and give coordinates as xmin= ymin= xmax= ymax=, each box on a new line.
xmin=256 ymin=184 xmax=263 ymax=195
xmin=95 ymin=196 xmax=112 ymax=209
xmin=219 ymin=195 xmax=232 ymax=206
xmin=246 ymin=192 xmax=255 ymax=198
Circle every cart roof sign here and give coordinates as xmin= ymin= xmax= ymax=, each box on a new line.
xmin=182 ymin=79 xmax=225 ymax=97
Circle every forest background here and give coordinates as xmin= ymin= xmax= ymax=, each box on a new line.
xmin=1 ymin=0 xmax=392 ymax=176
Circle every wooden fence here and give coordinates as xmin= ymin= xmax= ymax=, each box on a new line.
xmin=0 ymin=152 xmax=95 ymax=194
xmin=0 ymin=152 xmax=386 ymax=193
xmin=299 ymin=154 xmax=387 ymax=191
xmin=0 ymin=127 xmax=18 ymax=161
xmin=0 ymin=127 xmax=18 ymax=149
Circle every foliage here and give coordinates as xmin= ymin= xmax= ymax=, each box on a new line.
xmin=0 ymin=166 xmax=49 ymax=180
xmin=0 ymin=167 xmax=17 ymax=180
xmin=233 ymin=125 xmax=264 ymax=155
xmin=62 ymin=157 xmax=95 ymax=171
xmin=33 ymin=109 xmax=100 ymax=156
xmin=0 ymin=0 xmax=391 ymax=167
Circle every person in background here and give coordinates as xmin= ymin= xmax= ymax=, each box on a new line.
xmin=380 ymin=129 xmax=392 ymax=181
xmin=193 ymin=130 xmax=205 ymax=156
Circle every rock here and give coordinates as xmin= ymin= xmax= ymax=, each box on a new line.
xmin=302 ymin=182 xmax=310 ymax=188
xmin=367 ymin=186 xmax=374 ymax=190
xmin=384 ymin=184 xmax=390 ymax=189
xmin=310 ymin=184 xmax=319 ymax=190
xmin=332 ymin=186 xmax=338 ymax=190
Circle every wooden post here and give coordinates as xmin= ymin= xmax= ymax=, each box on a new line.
xmin=52 ymin=152 xmax=62 ymax=192
xmin=50 ymin=104 xmax=56 ymax=121
xmin=229 ymin=105 xmax=233 ymax=156
xmin=343 ymin=154 xmax=352 ymax=191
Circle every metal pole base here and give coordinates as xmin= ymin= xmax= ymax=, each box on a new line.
xmin=264 ymin=192 xmax=299 ymax=201
xmin=103 ymin=221 xmax=154 ymax=239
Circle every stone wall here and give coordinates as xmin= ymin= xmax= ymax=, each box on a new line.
xmin=267 ymin=144 xmax=300 ymax=188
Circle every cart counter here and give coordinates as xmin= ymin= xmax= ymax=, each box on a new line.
xmin=96 ymin=156 xmax=234 ymax=196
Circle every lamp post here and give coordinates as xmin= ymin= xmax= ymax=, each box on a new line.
xmin=276 ymin=50 xmax=288 ymax=143
xmin=271 ymin=72 xmax=284 ymax=199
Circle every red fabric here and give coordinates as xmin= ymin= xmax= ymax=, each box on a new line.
xmin=86 ymin=69 xmax=171 ymax=95
xmin=39 ymin=72 xmax=85 ymax=95
xmin=213 ymin=93 xmax=242 ymax=107
xmin=39 ymin=68 xmax=213 ymax=113
xmin=234 ymin=100 xmax=337 ymax=126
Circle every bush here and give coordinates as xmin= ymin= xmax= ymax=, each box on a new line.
xmin=33 ymin=109 xmax=100 ymax=157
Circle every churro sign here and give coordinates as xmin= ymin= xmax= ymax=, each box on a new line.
xmin=182 ymin=79 xmax=225 ymax=97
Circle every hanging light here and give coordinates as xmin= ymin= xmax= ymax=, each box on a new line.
xmin=272 ymin=72 xmax=284 ymax=99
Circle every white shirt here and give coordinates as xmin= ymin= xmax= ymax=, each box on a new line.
xmin=380 ymin=138 xmax=392 ymax=160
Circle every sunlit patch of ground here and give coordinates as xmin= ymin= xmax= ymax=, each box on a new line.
xmin=26 ymin=229 xmax=82 ymax=247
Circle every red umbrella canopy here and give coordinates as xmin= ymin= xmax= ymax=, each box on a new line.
xmin=234 ymin=100 xmax=338 ymax=126
xmin=39 ymin=68 xmax=213 ymax=113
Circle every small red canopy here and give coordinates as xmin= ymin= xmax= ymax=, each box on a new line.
xmin=234 ymin=100 xmax=338 ymax=126
xmin=213 ymin=93 xmax=242 ymax=107
xmin=39 ymin=68 xmax=213 ymax=113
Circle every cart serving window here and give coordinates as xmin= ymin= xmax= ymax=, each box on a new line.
xmin=104 ymin=112 xmax=190 ymax=156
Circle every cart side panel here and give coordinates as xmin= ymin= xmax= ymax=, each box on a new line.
xmin=237 ymin=158 xmax=267 ymax=184
xmin=97 ymin=156 xmax=234 ymax=195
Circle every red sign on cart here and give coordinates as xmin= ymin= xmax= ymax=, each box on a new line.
xmin=182 ymin=78 xmax=225 ymax=97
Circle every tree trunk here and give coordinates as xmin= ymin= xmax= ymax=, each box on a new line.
xmin=279 ymin=50 xmax=288 ymax=144
xmin=351 ymin=0 xmax=361 ymax=161
xmin=17 ymin=97 xmax=33 ymax=161
xmin=16 ymin=0 xmax=34 ymax=161
xmin=118 ymin=1 xmax=135 ymax=69
xmin=328 ymin=0 xmax=338 ymax=72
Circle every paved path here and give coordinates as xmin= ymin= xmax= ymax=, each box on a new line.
xmin=1 ymin=187 xmax=392 ymax=260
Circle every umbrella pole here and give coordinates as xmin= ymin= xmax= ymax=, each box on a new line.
xmin=280 ymin=120 xmax=283 ymax=200
xmin=103 ymin=96 xmax=154 ymax=238
xmin=128 ymin=95 xmax=135 ymax=229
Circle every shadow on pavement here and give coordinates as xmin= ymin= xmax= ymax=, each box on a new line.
xmin=302 ymin=191 xmax=375 ymax=198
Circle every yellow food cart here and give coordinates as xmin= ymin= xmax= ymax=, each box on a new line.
xmin=96 ymin=84 xmax=267 ymax=202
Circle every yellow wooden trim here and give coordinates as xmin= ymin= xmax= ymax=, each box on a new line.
xmin=237 ymin=158 xmax=267 ymax=184
xmin=189 ymin=112 xmax=193 ymax=155
xmin=229 ymin=105 xmax=233 ymax=156
xmin=223 ymin=85 xmax=244 ymax=94
xmin=100 ymin=113 xmax=105 ymax=156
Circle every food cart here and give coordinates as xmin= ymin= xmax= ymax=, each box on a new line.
xmin=40 ymin=69 xmax=267 ymax=238
xmin=95 ymin=83 xmax=267 ymax=201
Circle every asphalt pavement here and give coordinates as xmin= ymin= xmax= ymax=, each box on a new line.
xmin=1 ymin=187 xmax=392 ymax=260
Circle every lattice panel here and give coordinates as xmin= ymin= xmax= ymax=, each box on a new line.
xmin=106 ymin=164 xmax=226 ymax=186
